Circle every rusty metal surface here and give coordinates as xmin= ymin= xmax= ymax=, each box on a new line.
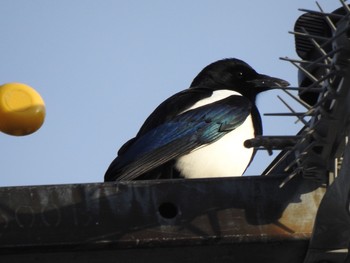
xmin=304 ymin=135 xmax=350 ymax=263
xmin=303 ymin=141 xmax=350 ymax=263
xmin=0 ymin=175 xmax=324 ymax=262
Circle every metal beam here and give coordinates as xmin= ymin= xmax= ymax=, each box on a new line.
xmin=0 ymin=176 xmax=324 ymax=262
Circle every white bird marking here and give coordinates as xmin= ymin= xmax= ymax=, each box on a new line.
xmin=175 ymin=89 xmax=255 ymax=178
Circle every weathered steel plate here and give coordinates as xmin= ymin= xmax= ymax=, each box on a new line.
xmin=0 ymin=175 xmax=324 ymax=262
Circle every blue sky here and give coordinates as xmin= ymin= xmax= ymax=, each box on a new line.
xmin=0 ymin=1 xmax=341 ymax=186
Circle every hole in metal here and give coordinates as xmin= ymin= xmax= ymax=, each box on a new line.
xmin=158 ymin=202 xmax=178 ymax=219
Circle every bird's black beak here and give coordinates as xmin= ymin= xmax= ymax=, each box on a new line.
xmin=249 ymin=74 xmax=290 ymax=91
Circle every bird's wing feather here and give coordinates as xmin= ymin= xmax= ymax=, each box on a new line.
xmin=105 ymin=95 xmax=251 ymax=181
xmin=117 ymin=88 xmax=212 ymax=155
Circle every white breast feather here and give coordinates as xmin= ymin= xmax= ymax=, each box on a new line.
xmin=175 ymin=90 xmax=255 ymax=178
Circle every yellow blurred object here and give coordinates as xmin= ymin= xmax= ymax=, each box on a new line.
xmin=0 ymin=83 xmax=46 ymax=136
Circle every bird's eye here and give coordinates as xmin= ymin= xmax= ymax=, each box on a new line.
xmin=237 ymin=72 xmax=244 ymax=78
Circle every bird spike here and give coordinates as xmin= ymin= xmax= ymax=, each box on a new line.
xmin=272 ymin=86 xmax=313 ymax=91
xmin=339 ymin=0 xmax=350 ymax=14
xmin=266 ymin=1 xmax=350 ymax=184
xmin=289 ymin=60 xmax=319 ymax=83
xmin=297 ymin=8 xmax=345 ymax=19
xmin=274 ymin=85 xmax=326 ymax=93
xmin=297 ymin=87 xmax=324 ymax=93
xmin=298 ymin=69 xmax=338 ymax=96
xmin=264 ymin=112 xmax=311 ymax=117
xmin=279 ymin=171 xmax=298 ymax=188
xmin=288 ymin=31 xmax=331 ymax=41
xmin=279 ymin=53 xmax=335 ymax=80
xmin=263 ymin=150 xmax=292 ymax=175
xmin=323 ymin=27 xmax=349 ymax=49
xmin=315 ymin=1 xmax=337 ymax=32
xmin=288 ymin=48 xmax=342 ymax=74
xmin=306 ymin=84 xmax=338 ymax=110
xmin=299 ymin=27 xmax=332 ymax=63
xmin=277 ymin=95 xmax=310 ymax=126
xmin=279 ymin=56 xmax=331 ymax=69
xmin=282 ymin=89 xmax=312 ymax=110
xmin=283 ymin=155 xmax=302 ymax=174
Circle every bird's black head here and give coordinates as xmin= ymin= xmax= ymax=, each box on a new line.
xmin=190 ymin=58 xmax=289 ymax=101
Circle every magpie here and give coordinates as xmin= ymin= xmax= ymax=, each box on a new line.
xmin=104 ymin=58 xmax=289 ymax=181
